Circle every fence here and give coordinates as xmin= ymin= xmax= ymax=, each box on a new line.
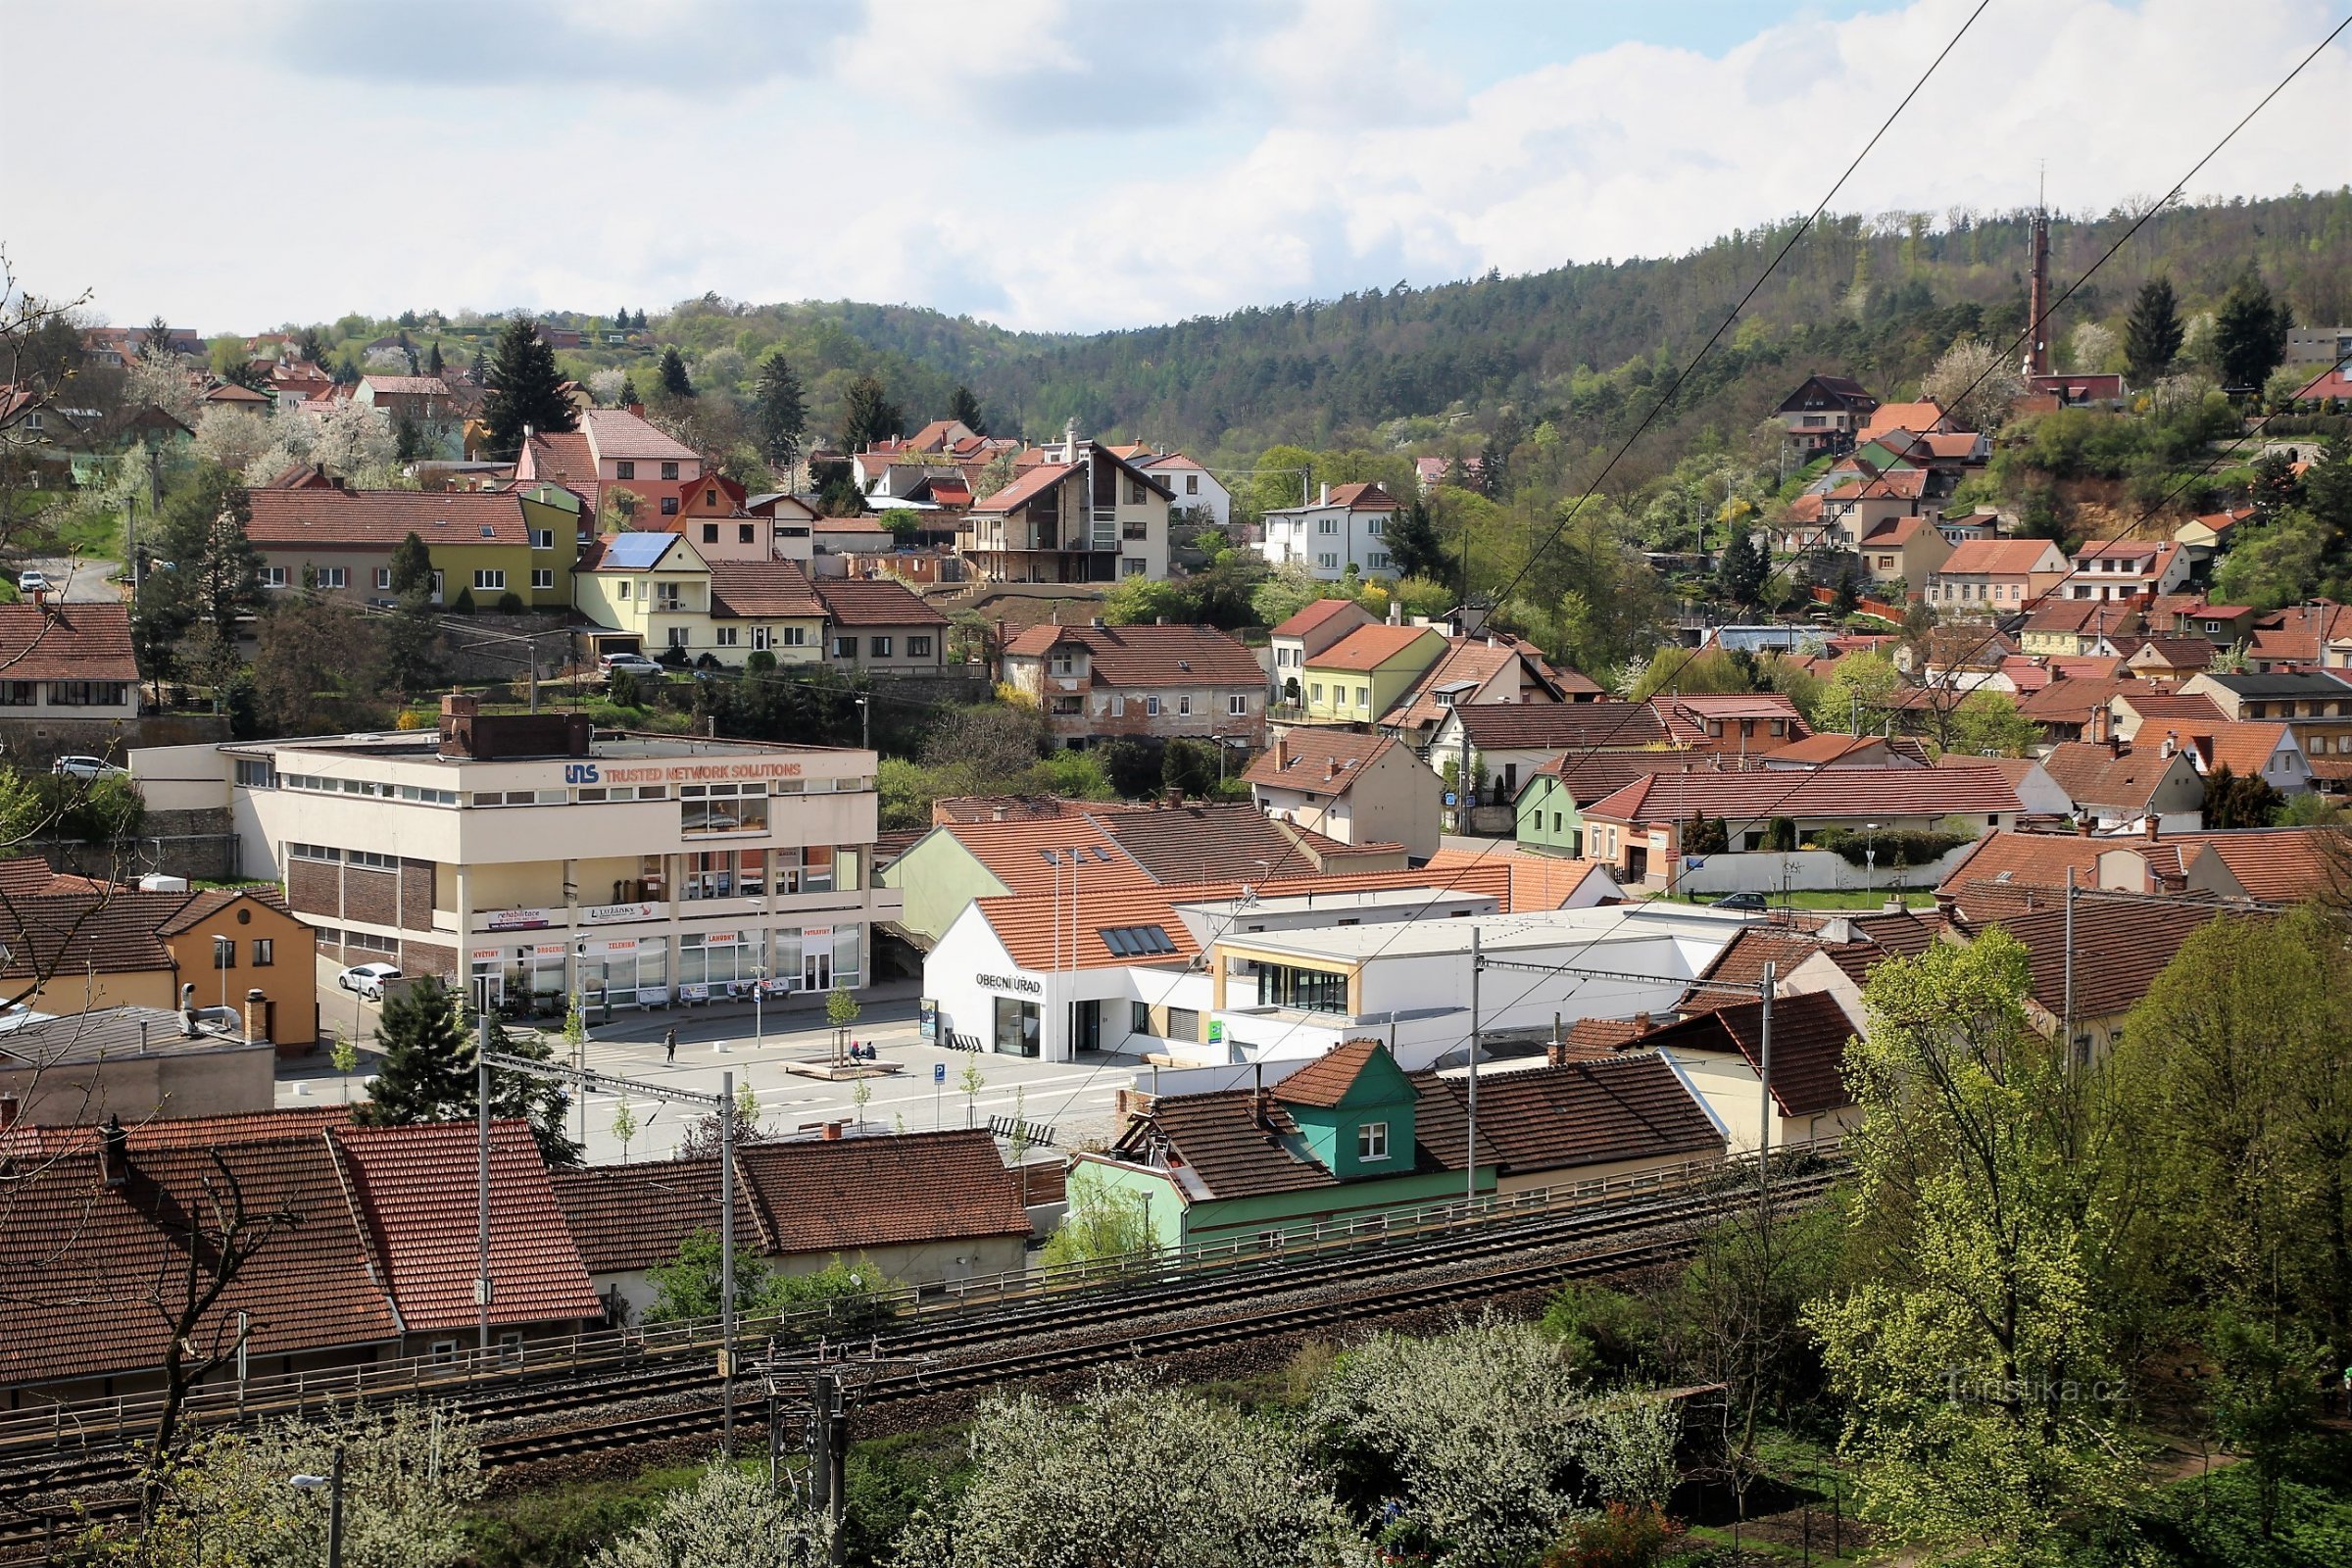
xmin=0 ymin=1142 xmax=1839 ymax=1456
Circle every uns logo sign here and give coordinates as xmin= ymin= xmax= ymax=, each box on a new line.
xmin=564 ymin=763 xmax=601 ymax=785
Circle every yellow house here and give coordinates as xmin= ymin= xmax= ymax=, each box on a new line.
xmin=707 ymin=562 xmax=828 ymax=667
xmin=1298 ymin=624 xmax=1446 ymax=725
xmin=571 ymin=531 xmax=712 ymax=661
xmin=0 ymin=877 xmax=319 ymax=1050
xmin=243 ymin=485 xmax=586 ymax=611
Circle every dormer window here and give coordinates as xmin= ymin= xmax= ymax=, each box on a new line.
xmin=1357 ymin=1122 xmax=1390 ymax=1162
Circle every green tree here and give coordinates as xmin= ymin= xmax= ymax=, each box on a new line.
xmin=1388 ymin=494 xmax=1452 ymax=581
xmin=251 ymin=592 xmax=389 ymax=735
xmin=1100 ymin=573 xmax=1191 ymax=625
xmin=1815 ymin=649 xmax=1900 ymax=734
xmin=752 ymin=351 xmax=807 ymax=472
xmin=1039 ymin=1170 xmax=1156 ymax=1269
xmin=1945 ymin=689 xmax=2041 ymax=758
xmin=425 ymin=340 xmax=444 ymax=378
xmin=2124 ymin=275 xmax=2184 ymax=384
xmin=1714 ymin=524 xmax=1766 ymax=607
xmin=2213 ymin=509 xmax=2328 ymax=611
xmin=1808 ymin=932 xmax=2140 ymax=1557
xmin=352 ymin=975 xmax=473 ymax=1131
xmin=592 ymin=1462 xmax=831 ymax=1567
xmin=2202 ymin=763 xmax=2285 ymax=829
xmin=1830 ymin=566 xmax=1860 ymax=616
xmin=948 ymin=383 xmax=987 ymax=434
xmin=2214 ymin=271 xmax=2293 ymax=394
xmin=644 ymin=1227 xmax=783 ymax=1324
xmin=658 ymin=346 xmax=694 ymax=400
xmin=481 ymin=318 xmax=576 ymax=458
xmin=839 ymin=373 xmax=903 ymax=451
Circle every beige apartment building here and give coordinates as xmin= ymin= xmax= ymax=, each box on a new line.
xmin=130 ymin=697 xmax=900 ymax=1015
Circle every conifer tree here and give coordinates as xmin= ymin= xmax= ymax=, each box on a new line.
xmin=354 ymin=976 xmax=473 ymax=1128
xmin=482 ymin=317 xmax=576 ymax=457
xmin=1715 ymin=524 xmax=1766 ymax=608
xmin=2214 ymin=272 xmax=2293 ymax=394
xmin=753 ymin=352 xmax=808 ymax=471
xmin=2124 ymin=276 xmax=2183 ymax=385
xmin=839 ymin=373 xmax=903 ymax=451
xmin=659 ymin=347 xmax=694 ymax=400
xmin=1387 ymin=495 xmax=1452 ymax=581
xmin=948 ymin=383 xmax=987 ymax=435
xmin=426 ymin=340 xmax=445 ymax=379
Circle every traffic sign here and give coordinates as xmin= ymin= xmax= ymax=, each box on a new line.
xmin=933 ymin=1061 xmax=947 ymax=1084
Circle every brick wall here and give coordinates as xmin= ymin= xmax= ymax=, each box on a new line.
xmin=288 ymin=858 xmax=339 ymax=918
xmin=342 ymin=866 xmax=400 ymax=927
xmin=402 ymin=940 xmax=457 ymax=979
xmin=399 ymin=860 xmax=435 ymax=929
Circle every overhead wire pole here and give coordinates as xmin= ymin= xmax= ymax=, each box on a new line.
xmin=476 ymin=1010 xmax=492 ymax=1354
xmin=1466 ymin=924 xmax=1481 ymax=1205
xmin=721 ymin=1067 xmax=737 ymax=1455
xmin=1757 ymin=960 xmax=1777 ymax=1194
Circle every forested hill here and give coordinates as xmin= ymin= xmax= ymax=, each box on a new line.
xmin=618 ymin=192 xmax=2352 ymax=463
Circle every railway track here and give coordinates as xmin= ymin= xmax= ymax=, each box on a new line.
xmin=0 ymin=1167 xmax=1836 ymax=1555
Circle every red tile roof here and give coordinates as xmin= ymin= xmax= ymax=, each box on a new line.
xmin=1270 ymin=1038 xmax=1389 ymax=1109
xmin=1940 ymin=538 xmax=2066 ymax=576
xmin=968 ymin=463 xmax=1073 ymax=515
xmin=1966 ymin=901 xmax=2234 ymax=1021
xmin=582 ymin=409 xmax=699 ymax=463
xmin=1450 ymin=701 xmax=1669 ymax=752
xmin=2037 ymin=741 xmax=2195 ymax=811
xmin=1647 ymin=993 xmax=1859 ymax=1118
xmin=333 ymin=1121 xmax=600 ymax=1331
xmin=1309 ymin=623 xmax=1443 ymax=672
xmin=245 ymin=488 xmax=535 ymax=548
xmin=1858 ymin=400 xmax=1948 ymax=442
xmin=812 ymin=576 xmax=948 ymax=627
xmin=1244 ymin=730 xmax=1404 ymax=796
xmin=708 ymin=560 xmax=825 ymax=620
xmin=1582 ymin=765 xmax=2021 ymax=825
xmin=0 ymin=602 xmax=138 ymax=683
xmin=1271 ymin=598 xmax=1368 ymax=639
xmin=1413 ymin=1054 xmax=1725 ymax=1171
xmin=1004 ymin=621 xmax=1265 ymax=688
xmin=2188 ymin=721 xmax=2296 ymax=778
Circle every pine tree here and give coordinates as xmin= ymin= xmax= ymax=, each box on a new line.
xmin=388 ymin=531 xmax=433 ymax=596
xmin=426 ymin=341 xmax=445 ymax=378
xmin=482 ymin=317 xmax=577 ymax=458
xmin=948 ymin=383 xmax=987 ymax=435
xmin=2124 ymin=276 xmax=2184 ymax=385
xmin=1388 ymin=495 xmax=1452 ymax=581
xmin=354 ymin=976 xmax=474 ymax=1128
xmin=484 ymin=1014 xmax=582 ymax=1166
xmin=1832 ymin=567 xmax=1861 ymax=616
xmin=840 ymin=373 xmax=903 ymax=451
xmin=2214 ymin=272 xmax=2293 ymax=394
xmin=632 ymin=308 xmax=648 ymax=330
xmin=1716 ymin=525 xmax=1766 ymax=607
xmin=659 ymin=347 xmax=694 ymax=400
xmin=753 ymin=352 xmax=807 ymax=470
xmin=469 ymin=344 xmax=488 ymax=384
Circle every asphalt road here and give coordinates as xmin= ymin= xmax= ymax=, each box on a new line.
xmin=11 ymin=553 xmax=123 ymax=603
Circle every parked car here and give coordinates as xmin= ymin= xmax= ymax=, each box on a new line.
xmin=336 ymin=962 xmax=402 ymax=1001
xmin=50 ymin=756 xmax=126 ymax=780
xmin=16 ymin=570 xmax=49 ymax=594
xmin=600 ymin=652 xmax=663 ymax=677
xmin=1710 ymin=892 xmax=1768 ymax=911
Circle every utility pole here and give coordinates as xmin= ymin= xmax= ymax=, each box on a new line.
xmin=754 ymin=1341 xmax=924 ymax=1565
xmin=720 ymin=1067 xmax=737 ymax=1454
xmin=476 ymin=1010 xmax=492 ymax=1354
xmin=1757 ymin=961 xmax=1777 ymax=1198
xmin=1466 ymin=924 xmax=1482 ymax=1204
xmin=2061 ymin=868 xmax=2077 ymax=1067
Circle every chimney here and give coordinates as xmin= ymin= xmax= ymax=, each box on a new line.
xmin=2089 ymin=706 xmax=2106 ymax=746
xmin=1325 ymin=757 xmax=1338 ymax=780
xmin=626 ymin=402 xmax=645 ymax=417
xmin=1545 ymin=1041 xmax=1566 ymax=1067
xmin=2145 ymin=813 xmax=2160 ymax=843
xmin=1318 ymin=482 xmax=1330 ymax=506
xmin=522 ymin=422 xmax=535 ymax=442
xmin=1064 ymin=417 xmax=1079 ymax=459
xmin=1252 ymin=1084 xmax=1272 ymax=1130
xmin=99 ymin=1114 xmax=129 ymax=1188
xmin=1388 ymin=599 xmax=1400 ymax=625
xmin=243 ymin=988 xmax=269 ymax=1046
xmin=2162 ymin=729 xmax=2178 ymax=758
xmin=1271 ymin=735 xmax=1288 ymax=770
xmin=2077 ymin=818 xmax=2092 ymax=837
xmin=822 ymin=1120 xmax=845 ymax=1141
xmin=1632 ymin=1011 xmax=1652 ymax=1038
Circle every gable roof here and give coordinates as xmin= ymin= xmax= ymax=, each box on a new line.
xmin=1270 ymin=1038 xmax=1401 ymax=1109
xmin=1412 ymin=1054 xmax=1726 ymax=1171
xmin=1004 ymin=622 xmax=1265 ymax=688
xmin=1245 ymin=731 xmax=1408 ymax=797
xmin=1450 ymin=700 xmax=1667 ymax=752
xmin=1966 ymin=901 xmax=2235 ymax=1021
xmin=708 ymin=560 xmax=825 ymax=620
xmin=1271 ymin=599 xmax=1368 ymax=638
xmin=244 ymin=488 xmax=534 ymax=549
xmin=2188 ymin=721 xmax=2299 ymax=776
xmin=581 ymin=408 xmax=699 ymax=463
xmin=1385 ymin=636 xmax=1569 ymax=729
xmin=812 ymin=576 xmax=948 ymax=627
xmin=1644 ymin=993 xmax=1859 ymax=1118
xmin=333 ymin=1121 xmax=600 ymax=1331
xmin=1939 ymin=538 xmax=2067 ymax=576
xmin=1520 ymin=751 xmax=1721 ymax=807
xmin=1858 ymin=399 xmax=1947 ymax=442
xmin=968 ymin=463 xmax=1074 ymax=515
xmin=579 ymin=530 xmax=693 ymax=571
xmin=1308 ymin=623 xmax=1443 ymax=672
xmin=1582 ymin=765 xmax=2020 ymax=824
xmin=0 ymin=602 xmax=137 ymax=683
xmin=2037 ymin=742 xmax=2197 ymax=811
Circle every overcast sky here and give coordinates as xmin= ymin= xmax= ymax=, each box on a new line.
xmin=6 ymin=0 xmax=2347 ymax=336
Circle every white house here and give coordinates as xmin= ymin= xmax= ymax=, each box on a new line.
xmin=1136 ymin=451 xmax=1232 ymax=527
xmin=1253 ymin=482 xmax=1403 ymax=581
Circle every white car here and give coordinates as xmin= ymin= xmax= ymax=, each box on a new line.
xmin=336 ymin=962 xmax=402 ymax=1001
xmin=17 ymin=570 xmax=49 ymax=594
xmin=600 ymin=652 xmax=663 ymax=677
xmin=51 ymin=756 xmax=126 ymax=780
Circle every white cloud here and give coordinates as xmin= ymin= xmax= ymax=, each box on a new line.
xmin=3 ymin=0 xmax=2343 ymax=335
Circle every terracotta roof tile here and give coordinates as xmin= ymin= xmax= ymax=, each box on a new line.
xmin=245 ymin=488 xmax=534 ymax=549
xmin=0 ymin=603 xmax=138 ymax=683
xmin=1583 ymin=765 xmax=2018 ymax=824
xmin=333 ymin=1121 xmax=601 ymax=1331
xmin=968 ymin=463 xmax=1073 ymax=514
xmin=745 ymin=1131 xmax=1030 ymax=1256
xmin=1452 ymin=701 xmax=1669 ymax=752
xmin=1004 ymin=622 xmax=1264 ymax=688
xmin=1269 ymin=598 xmax=1364 ymax=638
xmin=1413 ymin=1054 xmax=1726 ymax=1170
xmin=1269 ymin=1038 xmax=1387 ymax=1109
xmin=812 ymin=576 xmax=948 ymax=627
xmin=582 ymin=409 xmax=699 ymax=463
xmin=1244 ymin=731 xmax=1401 ymax=795
xmin=1940 ymin=538 xmax=2066 ymax=576
xmin=708 ymin=560 xmax=824 ymax=620
xmin=2037 ymin=741 xmax=2194 ymax=811
xmin=1308 ymin=624 xmax=1444 ymax=672
xmin=1645 ymin=993 xmax=1858 ymax=1118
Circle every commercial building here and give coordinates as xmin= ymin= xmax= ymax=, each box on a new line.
xmin=1204 ymin=904 xmax=1755 ymax=1070
xmin=129 ymin=697 xmax=898 ymax=1015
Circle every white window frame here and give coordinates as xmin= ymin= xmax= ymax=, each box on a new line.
xmin=530 ymin=567 xmax=555 ymax=590
xmin=1228 ymin=694 xmax=1247 ymax=716
xmin=373 ymin=566 xmax=393 ymax=590
xmin=317 ymin=566 xmax=347 ymax=589
xmin=1358 ymin=1121 xmax=1390 ymax=1162
xmin=472 ymin=568 xmax=506 ymax=591
xmin=261 ymin=565 xmax=288 ymax=589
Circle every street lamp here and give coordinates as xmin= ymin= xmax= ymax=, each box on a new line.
xmin=1864 ymin=822 xmax=1880 ymax=891
xmin=289 ymin=1445 xmax=345 ymax=1568
xmin=214 ymin=935 xmax=232 ymax=1014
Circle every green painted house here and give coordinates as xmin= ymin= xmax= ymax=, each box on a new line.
xmin=1078 ymin=1040 xmax=1495 ymax=1252
xmin=1513 ymin=754 xmax=1700 ymax=859
xmin=1515 ymin=770 xmax=1587 ymax=858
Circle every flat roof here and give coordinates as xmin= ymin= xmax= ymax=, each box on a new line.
xmin=1215 ymin=904 xmax=1755 ymax=962
xmin=224 ymin=731 xmax=854 ymax=766
xmin=1175 ymin=885 xmax=1499 ymax=918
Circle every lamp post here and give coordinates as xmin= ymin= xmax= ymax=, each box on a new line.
xmin=214 ymin=935 xmax=232 ymax=1013
xmin=752 ymin=963 xmax=767 ymax=1053
xmin=289 ymin=1446 xmax=345 ymax=1568
xmin=1864 ymin=821 xmax=1879 ymax=892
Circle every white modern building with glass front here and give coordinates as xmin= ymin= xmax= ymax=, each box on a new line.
xmin=130 ymin=696 xmax=899 ymax=1017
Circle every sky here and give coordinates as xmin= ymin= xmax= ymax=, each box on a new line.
xmin=5 ymin=0 xmax=2348 ymax=338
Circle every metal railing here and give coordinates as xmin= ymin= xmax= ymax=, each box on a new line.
xmin=0 ymin=1141 xmax=1840 ymax=1455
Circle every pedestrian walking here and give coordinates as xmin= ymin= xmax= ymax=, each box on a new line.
xmin=664 ymin=1026 xmax=677 ymax=1064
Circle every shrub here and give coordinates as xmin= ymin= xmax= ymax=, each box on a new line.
xmin=658 ymin=645 xmax=689 ymax=668
xmin=495 ymin=590 xmax=524 ymax=612
xmin=1810 ymin=825 xmax=1968 ymax=866
xmin=745 ymin=649 xmax=777 ymax=673
xmin=450 ymin=587 xmax=476 ymax=613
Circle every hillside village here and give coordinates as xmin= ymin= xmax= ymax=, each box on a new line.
xmin=6 ymin=147 xmax=2352 ymax=1568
